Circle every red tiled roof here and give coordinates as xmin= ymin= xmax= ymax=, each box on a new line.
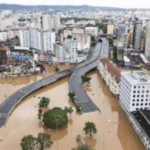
xmin=100 ymin=58 xmax=121 ymax=83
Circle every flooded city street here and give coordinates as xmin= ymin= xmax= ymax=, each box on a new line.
xmin=0 ymin=64 xmax=72 ymax=105
xmin=0 ymin=70 xmax=145 ymax=150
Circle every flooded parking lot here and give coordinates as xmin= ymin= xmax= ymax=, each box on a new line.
xmin=0 ymin=70 xmax=145 ymax=150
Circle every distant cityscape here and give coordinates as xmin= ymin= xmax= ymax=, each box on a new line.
xmin=1 ymin=3 xmax=150 ymax=150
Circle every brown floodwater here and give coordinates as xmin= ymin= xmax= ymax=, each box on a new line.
xmin=0 ymin=70 xmax=145 ymax=150
xmin=0 ymin=64 xmax=72 ymax=105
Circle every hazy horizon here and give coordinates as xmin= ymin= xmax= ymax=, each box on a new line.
xmin=0 ymin=0 xmax=150 ymax=9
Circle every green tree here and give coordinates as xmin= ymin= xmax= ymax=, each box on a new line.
xmin=67 ymin=35 xmax=72 ymax=39
xmin=20 ymin=133 xmax=53 ymax=150
xmin=37 ymin=133 xmax=53 ymax=150
xmin=38 ymin=109 xmax=43 ymax=121
xmin=54 ymin=65 xmax=60 ymax=72
xmin=81 ymin=76 xmax=91 ymax=84
xmin=76 ymin=105 xmax=82 ymax=114
xmin=64 ymin=107 xmax=73 ymax=118
xmin=84 ymin=122 xmax=97 ymax=138
xmin=72 ymin=143 xmax=93 ymax=150
xmin=113 ymin=46 xmax=118 ymax=60
xmin=43 ymin=107 xmax=68 ymax=129
xmin=39 ymin=97 xmax=50 ymax=108
xmin=68 ymin=92 xmax=75 ymax=101
xmin=20 ymin=135 xmax=37 ymax=150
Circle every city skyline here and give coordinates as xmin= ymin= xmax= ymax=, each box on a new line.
xmin=0 ymin=0 xmax=150 ymax=9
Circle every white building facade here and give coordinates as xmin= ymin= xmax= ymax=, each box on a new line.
xmin=19 ymin=29 xmax=30 ymax=48
xmin=65 ymin=38 xmax=78 ymax=63
xmin=85 ymin=27 xmax=98 ymax=36
xmin=0 ymin=31 xmax=8 ymax=42
xmin=30 ymin=28 xmax=42 ymax=51
xmin=43 ymin=31 xmax=56 ymax=52
xmin=120 ymin=71 xmax=150 ymax=150
xmin=55 ymin=44 xmax=65 ymax=63
xmin=120 ymin=71 xmax=150 ymax=112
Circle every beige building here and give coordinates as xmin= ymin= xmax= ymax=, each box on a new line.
xmin=98 ymin=58 xmax=121 ymax=95
xmin=85 ymin=27 xmax=98 ymax=36
xmin=107 ymin=24 xmax=114 ymax=35
xmin=72 ymin=28 xmax=84 ymax=37
xmin=75 ymin=34 xmax=91 ymax=51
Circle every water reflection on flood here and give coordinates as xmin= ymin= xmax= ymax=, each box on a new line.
xmin=0 ymin=70 xmax=145 ymax=150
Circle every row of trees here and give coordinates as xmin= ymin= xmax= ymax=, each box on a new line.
xmin=72 ymin=144 xmax=94 ymax=150
xmin=38 ymin=97 xmax=50 ymax=121
xmin=68 ymin=92 xmax=82 ymax=114
xmin=20 ymin=121 xmax=97 ymax=150
xmin=21 ymin=133 xmax=53 ymax=150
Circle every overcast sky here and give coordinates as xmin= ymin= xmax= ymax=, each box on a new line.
xmin=0 ymin=0 xmax=150 ymax=9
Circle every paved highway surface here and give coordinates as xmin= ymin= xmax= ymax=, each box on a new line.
xmin=69 ymin=38 xmax=109 ymax=113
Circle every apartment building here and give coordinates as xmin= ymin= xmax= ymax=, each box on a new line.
xmin=54 ymin=44 xmax=65 ymax=63
xmin=120 ymin=71 xmax=150 ymax=150
xmin=107 ymin=23 xmax=114 ymax=35
xmin=37 ymin=15 xmax=52 ymax=30
xmin=0 ymin=31 xmax=8 ymax=42
xmin=85 ymin=27 xmax=98 ymax=36
xmin=43 ymin=31 xmax=56 ymax=52
xmin=133 ymin=21 xmax=142 ymax=51
xmin=75 ymin=34 xmax=91 ymax=51
xmin=120 ymin=71 xmax=150 ymax=112
xmin=30 ymin=28 xmax=42 ymax=51
xmin=65 ymin=38 xmax=78 ymax=63
xmin=19 ymin=29 xmax=30 ymax=48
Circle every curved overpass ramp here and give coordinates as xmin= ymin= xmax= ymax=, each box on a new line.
xmin=69 ymin=38 xmax=109 ymax=113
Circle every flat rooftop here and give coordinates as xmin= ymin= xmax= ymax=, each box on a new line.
xmin=121 ymin=71 xmax=150 ymax=85
xmin=132 ymin=110 xmax=150 ymax=138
